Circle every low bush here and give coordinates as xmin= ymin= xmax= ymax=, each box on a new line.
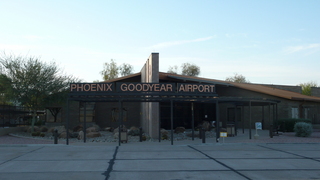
xmin=294 ymin=122 xmax=313 ymax=137
xmin=275 ymin=119 xmax=312 ymax=132
xmin=31 ymin=132 xmax=41 ymax=136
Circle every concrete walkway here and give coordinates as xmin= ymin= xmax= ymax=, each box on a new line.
xmin=1 ymin=142 xmax=320 ymax=180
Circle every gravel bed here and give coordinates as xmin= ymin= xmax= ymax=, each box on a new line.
xmin=1 ymin=129 xmax=320 ymax=144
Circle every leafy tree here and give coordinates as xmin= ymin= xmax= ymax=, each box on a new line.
xmin=225 ymin=73 xmax=250 ymax=83
xmin=0 ymin=54 xmax=79 ymax=130
xmin=167 ymin=63 xmax=200 ymax=76
xmin=100 ymin=59 xmax=134 ymax=81
xmin=100 ymin=59 xmax=119 ymax=81
xmin=0 ymin=74 xmax=12 ymax=104
xmin=299 ymin=81 xmax=318 ymax=96
xmin=119 ymin=63 xmax=134 ymax=76
xmin=181 ymin=63 xmax=200 ymax=76
xmin=167 ymin=65 xmax=178 ymax=74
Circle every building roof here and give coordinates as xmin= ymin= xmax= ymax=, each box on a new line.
xmin=103 ymin=72 xmax=320 ymax=103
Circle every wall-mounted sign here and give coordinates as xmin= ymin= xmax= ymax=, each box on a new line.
xmin=177 ymin=83 xmax=215 ymax=93
xmin=70 ymin=82 xmax=215 ymax=94
xmin=70 ymin=83 xmax=114 ymax=92
xmin=117 ymin=83 xmax=175 ymax=92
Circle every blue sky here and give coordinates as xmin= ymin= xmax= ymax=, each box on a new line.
xmin=1 ymin=0 xmax=319 ymax=85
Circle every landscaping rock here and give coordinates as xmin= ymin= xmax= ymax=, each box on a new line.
xmin=201 ymin=121 xmax=211 ymax=131
xmin=73 ymin=124 xmax=83 ymax=132
xmin=39 ymin=126 xmax=48 ymax=132
xmin=78 ymin=131 xmax=84 ymax=140
xmin=161 ymin=129 xmax=169 ymax=136
xmin=128 ymin=126 xmax=140 ymax=136
xmin=174 ymin=127 xmax=185 ymax=133
xmin=86 ymin=132 xmax=101 ymax=138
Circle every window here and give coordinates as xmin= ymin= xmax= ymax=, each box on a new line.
xmin=304 ymin=108 xmax=309 ymax=119
xmin=291 ymin=107 xmax=298 ymax=119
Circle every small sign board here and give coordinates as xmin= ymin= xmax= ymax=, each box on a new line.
xmin=220 ymin=132 xmax=227 ymax=137
xmin=255 ymin=122 xmax=262 ymax=130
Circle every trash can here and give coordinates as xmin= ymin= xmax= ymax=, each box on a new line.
xmin=227 ymin=124 xmax=235 ymax=137
xmin=120 ymin=129 xmax=128 ymax=143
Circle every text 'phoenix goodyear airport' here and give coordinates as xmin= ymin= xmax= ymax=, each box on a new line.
xmin=70 ymin=83 xmax=215 ymax=93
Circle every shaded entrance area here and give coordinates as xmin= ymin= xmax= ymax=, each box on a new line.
xmin=67 ymin=82 xmax=279 ymax=145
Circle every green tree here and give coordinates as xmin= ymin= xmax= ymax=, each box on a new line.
xmin=119 ymin=63 xmax=134 ymax=76
xmin=225 ymin=73 xmax=250 ymax=83
xmin=100 ymin=59 xmax=134 ymax=81
xmin=0 ymin=54 xmax=79 ymax=130
xmin=167 ymin=65 xmax=178 ymax=74
xmin=100 ymin=59 xmax=119 ymax=81
xmin=181 ymin=63 xmax=200 ymax=76
xmin=167 ymin=63 xmax=200 ymax=76
xmin=299 ymin=81 xmax=318 ymax=96
xmin=0 ymin=74 xmax=12 ymax=104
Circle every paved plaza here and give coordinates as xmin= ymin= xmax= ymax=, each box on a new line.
xmin=0 ymin=141 xmax=320 ymax=180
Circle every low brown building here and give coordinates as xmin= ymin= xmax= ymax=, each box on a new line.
xmin=48 ymin=53 xmax=320 ymax=140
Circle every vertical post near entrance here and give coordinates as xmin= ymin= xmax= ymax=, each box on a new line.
xmin=159 ymin=105 xmax=161 ymax=142
xmin=262 ymin=106 xmax=265 ymax=130
xmin=249 ymin=101 xmax=252 ymax=139
xmin=66 ymin=99 xmax=69 ymax=145
xmin=215 ymin=101 xmax=220 ymax=142
xmin=191 ymin=102 xmax=194 ymax=141
xmin=276 ymin=103 xmax=278 ymax=123
xmin=170 ymin=100 xmax=173 ymax=145
xmin=118 ymin=100 xmax=122 ymax=146
xmin=273 ymin=104 xmax=275 ymax=127
xmin=234 ymin=104 xmax=238 ymax=136
xmin=242 ymin=106 xmax=245 ymax=134
xmin=83 ymin=102 xmax=87 ymax=143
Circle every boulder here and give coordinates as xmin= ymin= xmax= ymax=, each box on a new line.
xmin=69 ymin=131 xmax=79 ymax=138
xmin=161 ymin=129 xmax=168 ymax=136
xmin=73 ymin=124 xmax=83 ymax=132
xmin=77 ymin=131 xmax=84 ymax=140
xmin=86 ymin=127 xmax=98 ymax=133
xmin=174 ymin=127 xmax=185 ymax=134
xmin=113 ymin=125 xmax=127 ymax=134
xmin=27 ymin=126 xmax=40 ymax=133
xmin=104 ymin=127 xmax=113 ymax=132
xmin=86 ymin=132 xmax=101 ymax=138
xmin=92 ymin=124 xmax=101 ymax=131
xmin=39 ymin=126 xmax=48 ymax=132
xmin=128 ymin=126 xmax=140 ymax=136
xmin=201 ymin=121 xmax=211 ymax=131
xmin=59 ymin=132 xmax=68 ymax=138
xmin=48 ymin=126 xmax=66 ymax=135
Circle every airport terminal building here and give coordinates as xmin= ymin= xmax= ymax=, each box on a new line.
xmin=50 ymin=53 xmax=320 ymax=139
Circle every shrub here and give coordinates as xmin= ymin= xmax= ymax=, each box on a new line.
xmin=31 ymin=132 xmax=41 ymax=136
xmin=275 ymin=119 xmax=312 ymax=132
xmin=294 ymin=122 xmax=313 ymax=137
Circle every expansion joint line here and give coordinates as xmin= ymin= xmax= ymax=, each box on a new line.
xmin=188 ymin=145 xmax=252 ymax=180
xmin=104 ymin=146 xmax=119 ymax=180
xmin=0 ymin=146 xmax=44 ymax=166
xmin=258 ymin=145 xmax=320 ymax=163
